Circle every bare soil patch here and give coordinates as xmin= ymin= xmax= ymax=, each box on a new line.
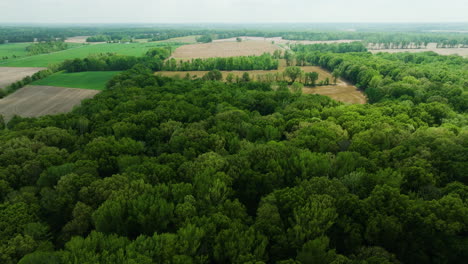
xmin=369 ymin=43 xmax=468 ymax=57
xmin=65 ymin=36 xmax=91 ymax=43
xmin=171 ymin=41 xmax=281 ymax=59
xmin=0 ymin=85 xmax=100 ymax=121
xmin=0 ymin=67 xmax=47 ymax=90
xmin=157 ymin=65 xmax=367 ymax=104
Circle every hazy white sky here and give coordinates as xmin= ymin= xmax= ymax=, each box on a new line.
xmin=0 ymin=0 xmax=467 ymax=23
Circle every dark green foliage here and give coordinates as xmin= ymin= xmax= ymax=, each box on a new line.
xmin=0 ymin=46 xmax=465 ymax=264
xmin=196 ymin=34 xmax=213 ymax=43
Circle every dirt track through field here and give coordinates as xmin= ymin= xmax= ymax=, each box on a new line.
xmin=0 ymin=67 xmax=47 ymax=89
xmin=171 ymin=41 xmax=281 ymax=59
xmin=0 ymin=85 xmax=100 ymax=121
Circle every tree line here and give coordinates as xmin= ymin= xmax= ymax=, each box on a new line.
xmin=25 ymin=41 xmax=69 ymax=55
xmin=162 ymin=53 xmax=279 ymax=71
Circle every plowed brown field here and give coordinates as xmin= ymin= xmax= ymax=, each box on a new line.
xmin=0 ymin=85 xmax=100 ymax=121
xmin=171 ymin=41 xmax=281 ymax=59
xmin=0 ymin=67 xmax=47 ymax=89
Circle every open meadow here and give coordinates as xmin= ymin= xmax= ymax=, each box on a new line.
xmin=0 ymin=43 xmax=31 ymax=59
xmin=32 ymin=71 xmax=120 ymax=90
xmin=0 ymin=66 xmax=47 ymax=89
xmin=171 ymin=41 xmax=281 ymax=59
xmin=0 ymin=85 xmax=100 ymax=120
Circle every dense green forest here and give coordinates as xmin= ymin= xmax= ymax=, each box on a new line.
xmin=1 ymin=39 xmax=468 ymax=263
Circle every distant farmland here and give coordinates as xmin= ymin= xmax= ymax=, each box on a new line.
xmin=33 ymin=71 xmax=120 ymax=90
xmin=0 ymin=42 xmax=180 ymax=67
xmin=0 ymin=85 xmax=99 ymax=121
xmin=171 ymin=41 xmax=281 ymax=59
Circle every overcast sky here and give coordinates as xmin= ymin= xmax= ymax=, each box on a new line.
xmin=0 ymin=0 xmax=467 ymax=24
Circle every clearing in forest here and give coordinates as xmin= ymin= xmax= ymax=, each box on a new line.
xmin=171 ymin=41 xmax=281 ymax=59
xmin=0 ymin=67 xmax=47 ymax=89
xmin=0 ymin=85 xmax=99 ymax=121
xmin=157 ymin=65 xmax=367 ymax=104
xmin=32 ymin=71 xmax=120 ymax=90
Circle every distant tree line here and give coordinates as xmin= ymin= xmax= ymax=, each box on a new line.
xmin=25 ymin=41 xmax=69 ymax=55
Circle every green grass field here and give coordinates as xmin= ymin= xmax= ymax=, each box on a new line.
xmin=0 ymin=43 xmax=33 ymax=59
xmin=0 ymin=42 xmax=179 ymax=67
xmin=32 ymin=71 xmax=120 ymax=90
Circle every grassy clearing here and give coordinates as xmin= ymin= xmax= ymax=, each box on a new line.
xmin=32 ymin=71 xmax=120 ymax=90
xmin=1 ymin=42 xmax=180 ymax=67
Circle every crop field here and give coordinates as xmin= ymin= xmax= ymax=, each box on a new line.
xmin=0 ymin=67 xmax=47 ymax=89
xmin=171 ymin=41 xmax=281 ymax=59
xmin=369 ymin=42 xmax=468 ymax=57
xmin=0 ymin=85 xmax=100 ymax=121
xmin=0 ymin=42 xmax=180 ymax=67
xmin=32 ymin=71 xmax=120 ymax=90
xmin=157 ymin=65 xmax=367 ymax=104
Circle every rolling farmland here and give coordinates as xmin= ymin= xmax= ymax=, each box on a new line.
xmin=0 ymin=42 xmax=179 ymax=67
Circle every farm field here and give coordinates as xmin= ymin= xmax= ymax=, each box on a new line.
xmin=0 ymin=67 xmax=46 ymax=89
xmin=171 ymin=41 xmax=281 ymax=59
xmin=369 ymin=42 xmax=468 ymax=57
xmin=0 ymin=42 xmax=179 ymax=67
xmin=0 ymin=85 xmax=100 ymax=121
xmin=157 ymin=65 xmax=367 ymax=104
xmin=32 ymin=71 xmax=120 ymax=90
